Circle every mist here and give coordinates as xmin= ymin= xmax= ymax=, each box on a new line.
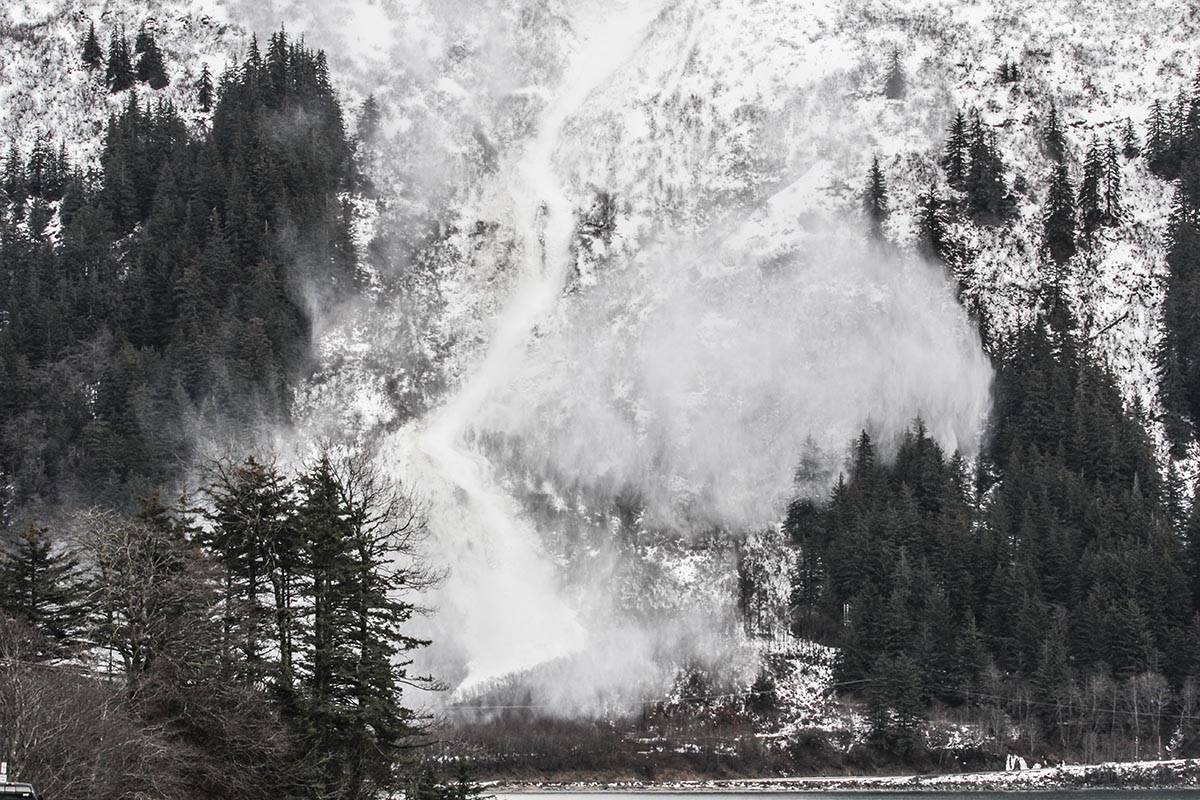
xmin=478 ymin=227 xmax=993 ymax=532
xmin=215 ymin=0 xmax=995 ymax=715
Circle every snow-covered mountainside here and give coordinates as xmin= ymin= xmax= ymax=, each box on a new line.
xmin=0 ymin=0 xmax=236 ymax=159
xmin=5 ymin=0 xmax=1198 ymax=713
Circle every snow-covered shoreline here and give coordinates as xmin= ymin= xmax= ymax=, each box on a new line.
xmin=490 ymin=758 xmax=1200 ymax=793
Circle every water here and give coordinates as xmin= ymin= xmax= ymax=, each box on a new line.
xmin=498 ymin=793 xmax=1200 ymax=800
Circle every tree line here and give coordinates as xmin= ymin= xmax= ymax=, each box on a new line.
xmin=1 ymin=452 xmax=445 ymax=800
xmin=0 ymin=29 xmax=360 ymax=519
xmin=81 ymin=21 xmax=170 ymax=92
xmin=0 ymin=24 xmax=467 ymax=799
xmin=1148 ymin=75 xmax=1200 ymax=455
xmin=833 ymin=59 xmax=1200 ymax=760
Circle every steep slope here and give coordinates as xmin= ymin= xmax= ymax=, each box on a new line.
xmin=4 ymin=0 xmax=1197 ymax=719
xmin=364 ymin=0 xmax=1200 ymax=707
xmin=0 ymin=0 xmax=238 ymax=162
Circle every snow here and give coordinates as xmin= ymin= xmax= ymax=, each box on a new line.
xmin=6 ymin=0 xmax=1199 ymax=721
xmin=491 ymin=758 xmax=1200 ymax=792
xmin=0 ymin=0 xmax=238 ymax=171
xmin=264 ymin=0 xmax=1200 ymax=706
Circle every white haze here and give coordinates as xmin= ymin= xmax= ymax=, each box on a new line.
xmin=479 ymin=227 xmax=993 ymax=532
xmin=216 ymin=0 xmax=994 ymax=713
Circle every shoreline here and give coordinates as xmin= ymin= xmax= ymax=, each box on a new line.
xmin=489 ymin=758 xmax=1200 ymax=793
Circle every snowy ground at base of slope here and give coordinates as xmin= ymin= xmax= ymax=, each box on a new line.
xmin=486 ymin=757 xmax=1200 ymax=792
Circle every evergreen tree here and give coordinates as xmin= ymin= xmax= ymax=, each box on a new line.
xmin=1078 ymin=137 xmax=1105 ymax=235
xmin=941 ymin=110 xmax=969 ymax=190
xmin=0 ymin=523 xmax=89 ymax=659
xmin=996 ymin=57 xmax=1021 ymax=84
xmin=135 ymin=27 xmax=169 ymax=90
xmin=1158 ymin=186 xmax=1200 ymax=451
xmin=1122 ymin=117 xmax=1141 ymax=159
xmin=965 ymin=114 xmax=1015 ymax=224
xmin=1042 ymin=160 xmax=1076 ymax=266
xmin=1103 ymin=135 xmax=1122 ymax=225
xmin=82 ymin=21 xmax=104 ymax=71
xmin=915 ymin=181 xmax=950 ymax=263
xmin=863 ymin=155 xmax=889 ymax=241
xmin=198 ymin=63 xmax=214 ymax=112
xmin=358 ymin=95 xmax=381 ymax=145
xmin=1147 ymin=100 xmax=1167 ymax=172
xmin=202 ymin=457 xmax=297 ymax=689
xmin=295 ymin=453 xmax=432 ymax=800
xmin=1185 ymin=496 xmax=1200 ymax=609
xmin=1042 ymin=99 xmax=1067 ymax=162
xmin=866 ymin=653 xmax=926 ymax=749
xmin=105 ymin=26 xmax=135 ymax=93
xmin=883 ymin=49 xmax=906 ymax=100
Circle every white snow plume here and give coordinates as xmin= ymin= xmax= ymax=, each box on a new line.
xmin=241 ymin=0 xmax=992 ymax=713
xmin=478 ymin=223 xmax=994 ymax=533
xmin=390 ymin=213 xmax=992 ymax=712
xmin=372 ymin=0 xmax=670 ymax=703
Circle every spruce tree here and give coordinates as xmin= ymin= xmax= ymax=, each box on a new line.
xmin=1042 ymin=99 xmax=1067 ymax=162
xmin=105 ymin=26 xmax=135 ymax=93
xmin=295 ymin=453 xmax=432 ymax=800
xmin=867 ymin=653 xmax=926 ymax=749
xmin=1122 ymin=117 xmax=1141 ymax=159
xmin=965 ymin=115 xmax=1015 ymax=224
xmin=883 ymin=49 xmax=906 ymax=100
xmin=135 ymin=28 xmax=169 ymax=90
xmin=1103 ymin=136 xmax=1122 ymax=226
xmin=1078 ymin=137 xmax=1105 ymax=235
xmin=1043 ymin=161 xmax=1076 ymax=266
xmin=1185 ymin=496 xmax=1200 ymax=609
xmin=358 ymin=95 xmax=381 ymax=145
xmin=941 ymin=109 xmax=969 ymax=190
xmin=998 ymin=57 xmax=1020 ymax=84
xmin=82 ymin=22 xmax=104 ymax=71
xmin=134 ymin=24 xmax=151 ymax=55
xmin=915 ymin=181 xmax=950 ymax=263
xmin=202 ymin=457 xmax=297 ymax=689
xmin=0 ymin=523 xmax=89 ymax=659
xmin=1147 ymin=100 xmax=1167 ymax=173
xmin=863 ymin=155 xmax=888 ymax=241
xmin=197 ymin=63 xmax=214 ymax=112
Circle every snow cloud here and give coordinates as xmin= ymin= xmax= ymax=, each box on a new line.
xmin=225 ymin=0 xmax=993 ymax=715
xmin=479 ymin=225 xmax=992 ymax=533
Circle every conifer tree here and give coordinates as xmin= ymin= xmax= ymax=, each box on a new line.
xmin=863 ymin=155 xmax=888 ymax=241
xmin=1122 ymin=117 xmax=1141 ymax=159
xmin=965 ymin=115 xmax=1015 ymax=224
xmin=1147 ymin=100 xmax=1167 ymax=172
xmin=82 ymin=21 xmax=104 ymax=71
xmin=197 ymin=63 xmax=214 ymax=112
xmin=105 ymin=26 xmax=135 ymax=93
xmin=135 ymin=27 xmax=169 ymax=90
xmin=866 ymin=653 xmax=926 ymax=749
xmin=1103 ymin=136 xmax=1122 ymax=226
xmin=295 ymin=452 xmax=432 ymax=800
xmin=883 ymin=49 xmax=906 ymax=100
xmin=997 ymin=57 xmax=1020 ymax=84
xmin=1042 ymin=99 xmax=1067 ymax=162
xmin=1184 ymin=496 xmax=1200 ymax=609
xmin=915 ymin=181 xmax=950 ymax=263
xmin=941 ymin=110 xmax=969 ymax=190
xmin=1078 ymin=137 xmax=1105 ymax=235
xmin=202 ymin=457 xmax=297 ymax=688
xmin=134 ymin=24 xmax=151 ymax=55
xmin=1043 ymin=161 xmax=1076 ymax=266
xmin=357 ymin=94 xmax=381 ymax=145
xmin=0 ymin=523 xmax=89 ymax=659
